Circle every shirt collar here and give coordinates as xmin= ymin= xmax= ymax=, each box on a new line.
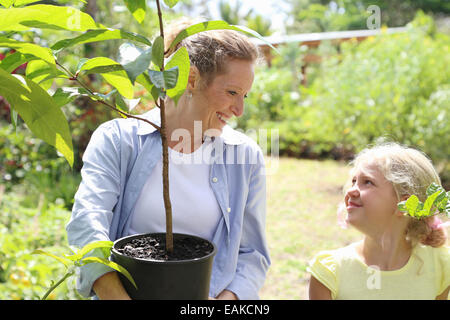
xmin=136 ymin=108 xmax=245 ymax=145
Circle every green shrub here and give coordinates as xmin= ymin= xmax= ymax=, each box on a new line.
xmin=0 ymin=193 xmax=85 ymax=300
xmin=301 ymin=16 xmax=449 ymax=167
xmin=240 ymin=14 xmax=449 ymax=179
xmin=0 ymin=122 xmax=81 ymax=209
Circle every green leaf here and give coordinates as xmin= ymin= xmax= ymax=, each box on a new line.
xmin=426 ymin=183 xmax=446 ymax=207
xmin=165 ymin=47 xmax=189 ymax=105
xmin=91 ymin=89 xmax=117 ymax=102
xmin=434 ymin=190 xmax=447 ymax=205
xmin=0 ymin=4 xmax=102 ymax=31
xmin=115 ymin=92 xmax=140 ymax=113
xmin=79 ymin=57 xmax=134 ymax=99
xmin=52 ymin=87 xmax=91 ymax=107
xmin=0 ymin=0 xmax=13 ymax=8
xmin=151 ymin=36 xmax=164 ymax=69
xmin=422 ymin=190 xmax=441 ymax=215
xmin=13 ymin=0 xmax=41 ymax=6
xmin=118 ymin=43 xmax=152 ymax=83
xmin=76 ymin=241 xmax=113 ymax=261
xmin=149 ymin=67 xmax=178 ymax=90
xmin=76 ymin=58 xmax=89 ymax=74
xmin=80 ymin=58 xmax=123 ymax=73
xmin=10 ymin=108 xmax=18 ymax=130
xmin=62 ymin=253 xmax=78 ymax=262
xmin=148 ymin=70 xmax=164 ymax=89
xmin=167 ymin=20 xmax=279 ymax=54
xmin=32 ymin=249 xmax=70 ymax=268
xmin=123 ymin=0 xmax=146 ymax=24
xmin=436 ymin=192 xmax=450 ymax=214
xmin=81 ymin=257 xmax=138 ymax=289
xmin=426 ymin=182 xmax=442 ymax=197
xmin=163 ymin=0 xmax=179 ymax=8
xmin=135 ymin=72 xmax=154 ymax=92
xmin=403 ymin=194 xmax=420 ymax=217
xmin=151 ymin=85 xmax=165 ymax=101
xmin=0 ymin=36 xmax=55 ymax=64
xmin=25 ymin=59 xmax=66 ymax=90
xmin=0 ymin=51 xmax=37 ymax=73
xmin=51 ymin=29 xmax=151 ymax=51
xmin=115 ymin=94 xmax=128 ymax=115
xmin=0 ymin=69 xmax=74 ymax=167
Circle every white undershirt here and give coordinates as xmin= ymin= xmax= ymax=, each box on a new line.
xmin=128 ymin=138 xmax=222 ymax=241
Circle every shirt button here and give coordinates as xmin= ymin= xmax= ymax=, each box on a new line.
xmin=212 ymin=177 xmax=218 ymax=183
xmin=227 ymin=207 xmax=231 ymax=213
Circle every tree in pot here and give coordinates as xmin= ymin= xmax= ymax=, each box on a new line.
xmin=0 ymin=0 xmax=275 ymax=299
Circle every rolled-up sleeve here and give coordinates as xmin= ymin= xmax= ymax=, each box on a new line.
xmin=227 ymin=149 xmax=271 ymax=299
xmin=66 ymin=120 xmax=121 ymax=297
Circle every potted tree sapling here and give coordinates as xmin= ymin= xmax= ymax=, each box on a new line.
xmin=0 ymin=0 xmax=275 ymax=299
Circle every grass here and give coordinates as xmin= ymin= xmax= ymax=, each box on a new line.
xmin=260 ymin=157 xmax=361 ymax=300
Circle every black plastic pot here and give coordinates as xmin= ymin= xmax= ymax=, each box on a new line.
xmin=110 ymin=233 xmax=217 ymax=300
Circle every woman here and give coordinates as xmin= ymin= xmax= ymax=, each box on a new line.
xmin=66 ymin=19 xmax=270 ymax=300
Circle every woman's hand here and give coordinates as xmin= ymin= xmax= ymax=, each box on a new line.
xmin=93 ymin=271 xmax=132 ymax=300
xmin=209 ymin=289 xmax=238 ymax=300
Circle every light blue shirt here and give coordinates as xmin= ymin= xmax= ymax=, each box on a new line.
xmin=66 ymin=108 xmax=271 ymax=300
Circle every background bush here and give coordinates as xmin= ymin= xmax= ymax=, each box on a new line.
xmin=0 ymin=123 xmax=81 ymax=210
xmin=0 ymin=192 xmax=84 ymax=300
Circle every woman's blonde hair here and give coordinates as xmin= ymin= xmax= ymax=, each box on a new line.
xmin=345 ymin=141 xmax=447 ymax=247
xmin=164 ymin=17 xmax=260 ymax=86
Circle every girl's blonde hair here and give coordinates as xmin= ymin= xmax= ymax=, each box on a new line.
xmin=345 ymin=141 xmax=447 ymax=247
xmin=164 ymin=17 xmax=261 ymax=86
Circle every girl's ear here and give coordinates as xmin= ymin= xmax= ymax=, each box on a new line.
xmin=187 ymin=66 xmax=200 ymax=91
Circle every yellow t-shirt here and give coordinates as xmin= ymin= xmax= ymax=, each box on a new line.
xmin=307 ymin=242 xmax=450 ymax=300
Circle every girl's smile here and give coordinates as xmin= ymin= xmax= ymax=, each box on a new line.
xmin=346 ymin=200 xmax=363 ymax=210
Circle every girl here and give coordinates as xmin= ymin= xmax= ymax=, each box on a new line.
xmin=308 ymin=142 xmax=449 ymax=299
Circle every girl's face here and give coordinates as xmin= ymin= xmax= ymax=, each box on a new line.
xmin=191 ymin=59 xmax=254 ymax=135
xmin=344 ymin=161 xmax=400 ymax=234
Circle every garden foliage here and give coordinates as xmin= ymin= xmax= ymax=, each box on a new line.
xmin=242 ymin=13 xmax=449 ymax=181
xmin=0 ymin=192 xmax=83 ymax=300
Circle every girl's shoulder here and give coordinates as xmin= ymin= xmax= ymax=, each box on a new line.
xmin=309 ymin=241 xmax=361 ymax=269
xmin=414 ymin=244 xmax=450 ymax=297
xmin=413 ymin=243 xmax=449 ymax=255
xmin=413 ymin=244 xmax=450 ymax=264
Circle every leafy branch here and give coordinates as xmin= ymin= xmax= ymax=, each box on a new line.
xmin=398 ymin=182 xmax=450 ymax=219
xmin=54 ymin=59 xmax=161 ymax=132
xmin=32 ymin=241 xmax=137 ymax=300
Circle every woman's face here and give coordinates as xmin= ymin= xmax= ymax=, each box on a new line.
xmin=191 ymin=59 xmax=255 ymax=135
xmin=344 ymin=161 xmax=400 ymax=234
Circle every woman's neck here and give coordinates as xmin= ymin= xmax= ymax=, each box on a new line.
xmin=164 ymin=98 xmax=204 ymax=153
xmin=357 ymin=232 xmax=412 ymax=271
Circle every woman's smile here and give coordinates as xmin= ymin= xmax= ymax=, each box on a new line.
xmin=192 ymin=59 xmax=254 ymax=134
xmin=216 ymin=112 xmax=230 ymax=125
